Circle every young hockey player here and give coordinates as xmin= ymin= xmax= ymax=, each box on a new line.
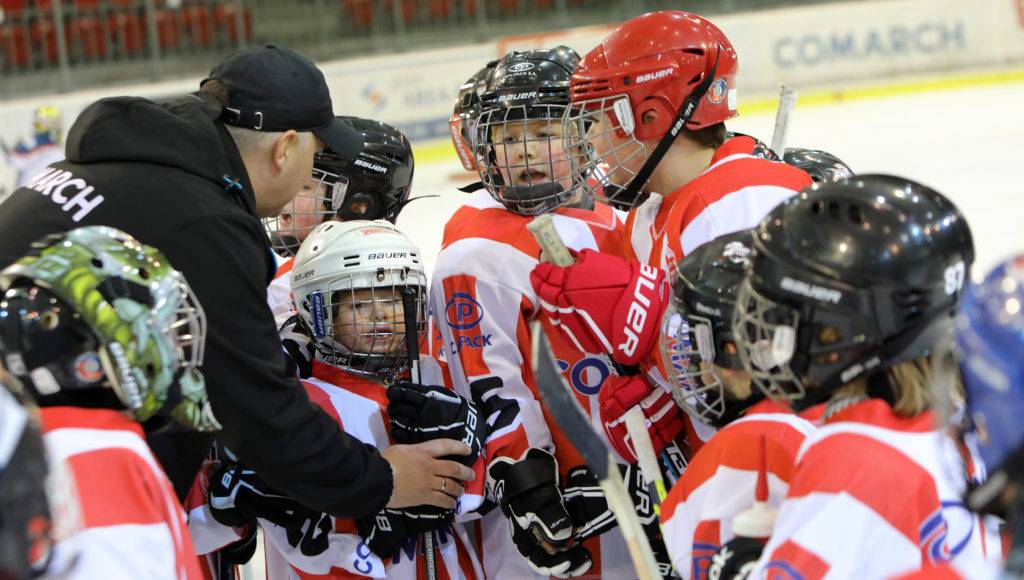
xmin=529 ymin=10 xmax=812 ymax=460
xmin=726 ymin=175 xmax=1001 ymax=577
xmin=653 ymin=231 xmax=816 ymax=579
xmin=905 ymin=254 xmax=1024 ymax=579
xmin=432 ymin=47 xmax=681 ymax=578
xmin=7 ymin=106 xmax=65 ymax=189
xmin=264 ymin=116 xmax=415 ymax=317
xmin=0 ymin=225 xmax=221 ymax=579
xmin=189 ymin=219 xmax=484 ymax=579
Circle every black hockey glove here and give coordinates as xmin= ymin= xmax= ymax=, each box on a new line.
xmin=707 ymin=536 xmax=765 ymax=580
xmin=489 ymin=448 xmax=593 ymax=578
xmin=355 ymin=506 xmax=454 ymax=558
xmin=565 ymin=463 xmax=673 ymax=578
xmin=208 ymin=461 xmax=312 ymax=530
xmin=387 ymin=381 xmax=485 ymax=468
xmin=278 ymin=314 xmax=314 ymax=378
xmin=562 ymin=466 xmax=616 ymax=541
xmin=215 ymin=522 xmax=259 ymax=567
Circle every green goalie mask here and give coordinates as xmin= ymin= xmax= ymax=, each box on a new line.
xmin=0 ymin=226 xmax=220 ymax=431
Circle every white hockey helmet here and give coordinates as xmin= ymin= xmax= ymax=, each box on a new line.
xmin=290 ymin=220 xmax=426 ymax=378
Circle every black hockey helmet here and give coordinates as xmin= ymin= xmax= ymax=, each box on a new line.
xmin=266 ymin=116 xmax=415 ymax=255
xmin=0 ymin=377 xmax=53 ymax=579
xmin=660 ymin=230 xmax=763 ymax=427
xmin=732 ymin=175 xmax=974 ymax=409
xmin=728 ymin=132 xmax=780 ymax=161
xmin=783 ymin=147 xmax=853 ymax=184
xmin=451 ymin=60 xmax=499 ymax=172
xmin=324 ymin=116 xmax=414 ymax=223
xmin=473 ymin=46 xmax=581 ymax=215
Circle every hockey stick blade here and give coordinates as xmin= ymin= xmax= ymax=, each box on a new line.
xmin=531 ymin=321 xmax=661 ymax=579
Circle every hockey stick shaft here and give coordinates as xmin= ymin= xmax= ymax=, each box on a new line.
xmin=624 ymin=407 xmax=668 ymax=516
xmin=400 ymin=286 xmax=436 ymax=580
xmin=770 ymin=85 xmax=798 ymax=159
xmin=531 ymin=324 xmax=661 ymax=579
xmin=528 ymin=213 xmax=683 ymax=481
xmin=527 ymin=214 xmax=575 ymax=267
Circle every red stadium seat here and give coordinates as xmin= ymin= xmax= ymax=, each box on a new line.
xmin=108 ymin=11 xmax=143 ymax=55
xmin=396 ymin=0 xmax=416 ymax=24
xmin=67 ymin=14 xmax=107 ymax=60
xmin=427 ymin=0 xmax=450 ymax=21
xmin=153 ymin=9 xmax=179 ymax=51
xmin=212 ymin=3 xmax=252 ymax=45
xmin=0 ymin=23 xmax=29 ymax=68
xmin=342 ymin=0 xmax=373 ymax=30
xmin=72 ymin=0 xmax=100 ymax=13
xmin=182 ymin=4 xmax=212 ymax=48
xmin=29 ymin=18 xmax=57 ymax=64
xmin=0 ymin=0 xmax=28 ymax=20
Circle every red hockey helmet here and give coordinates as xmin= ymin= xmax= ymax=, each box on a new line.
xmin=573 ymin=11 xmax=738 ymax=138
xmin=563 ymin=11 xmax=739 ymax=208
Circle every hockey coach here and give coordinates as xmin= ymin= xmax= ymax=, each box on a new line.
xmin=0 ymin=45 xmax=474 ymax=517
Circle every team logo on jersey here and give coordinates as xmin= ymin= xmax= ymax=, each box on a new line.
xmin=920 ymin=501 xmax=976 ymax=564
xmin=450 ymin=334 xmax=492 ymax=354
xmin=445 ymin=293 xmax=483 ymax=330
xmin=707 ymin=78 xmax=728 ymax=104
xmin=557 ymin=356 xmax=611 ymax=396
xmin=72 ymin=352 xmax=103 ymax=384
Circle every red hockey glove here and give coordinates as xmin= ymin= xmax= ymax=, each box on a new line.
xmin=531 ymin=249 xmax=669 ymax=366
xmin=598 ymin=375 xmax=684 ymax=464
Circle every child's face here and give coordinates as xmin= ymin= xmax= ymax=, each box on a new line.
xmin=332 ymin=287 xmax=405 ymax=355
xmin=278 ymin=178 xmax=333 ymax=244
xmin=704 ymin=341 xmax=752 ymax=400
xmin=587 ymin=110 xmax=648 ymax=188
xmin=489 ymin=119 xmax=572 ymax=189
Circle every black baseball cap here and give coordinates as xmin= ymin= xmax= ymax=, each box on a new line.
xmin=203 ymin=44 xmax=361 ymax=158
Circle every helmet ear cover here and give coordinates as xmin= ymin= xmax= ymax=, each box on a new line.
xmin=634 ymin=94 xmax=676 ymax=141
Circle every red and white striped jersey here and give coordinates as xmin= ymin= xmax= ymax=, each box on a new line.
xmin=40 ymin=406 xmax=203 ymax=580
xmin=749 ymin=399 xmax=1003 ymax=579
xmin=660 ymin=399 xmax=816 ymax=580
xmin=430 ymin=191 xmax=636 ymax=578
xmin=623 ymin=135 xmax=812 ymax=276
xmin=187 ymin=360 xmax=484 ymax=579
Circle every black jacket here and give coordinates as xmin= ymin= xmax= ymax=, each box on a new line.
xmin=0 ymin=93 xmax=393 ymax=517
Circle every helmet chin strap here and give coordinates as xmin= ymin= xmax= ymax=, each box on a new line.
xmin=615 ymin=46 xmax=722 ymax=207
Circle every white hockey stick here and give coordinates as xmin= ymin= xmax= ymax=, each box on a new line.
xmin=769 ymin=85 xmax=798 ymax=160
xmin=624 ymin=407 xmax=669 ymax=518
xmin=527 ymin=214 xmax=575 ymax=267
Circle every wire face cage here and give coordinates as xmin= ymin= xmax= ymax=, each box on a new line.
xmin=264 ymin=168 xmax=350 ymax=256
xmin=473 ymin=103 xmax=579 ymax=216
xmin=305 ymin=267 xmax=427 ymax=379
xmin=563 ymin=96 xmax=650 ymax=209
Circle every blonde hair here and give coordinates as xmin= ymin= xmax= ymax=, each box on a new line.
xmin=834 ymin=352 xmax=961 ymax=417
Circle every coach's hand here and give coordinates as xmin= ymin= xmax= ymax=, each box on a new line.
xmin=382 ymin=439 xmax=476 ymax=510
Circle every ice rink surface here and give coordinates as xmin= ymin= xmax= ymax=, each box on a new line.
xmin=397 ymin=79 xmax=1024 ymax=282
